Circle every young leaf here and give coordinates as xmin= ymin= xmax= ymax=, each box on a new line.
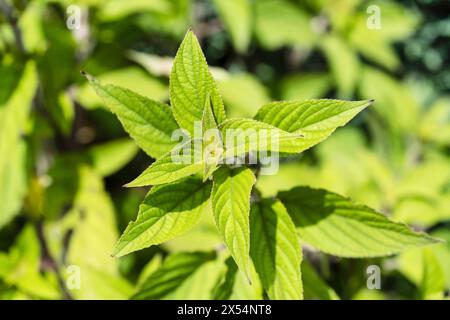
xmin=219 ymin=118 xmax=304 ymax=158
xmin=170 ymin=30 xmax=226 ymax=134
xmin=113 ymin=177 xmax=212 ymax=257
xmin=202 ymin=95 xmax=223 ymax=181
xmin=279 ymin=187 xmax=440 ymax=258
xmin=125 ymin=140 xmax=203 ymax=187
xmin=212 ymin=166 xmax=255 ymax=277
xmin=250 ymin=199 xmax=303 ymax=300
xmin=133 ymin=251 xmax=216 ymax=300
xmin=84 ymin=73 xmax=179 ymax=159
xmin=254 ymin=99 xmax=372 ymax=153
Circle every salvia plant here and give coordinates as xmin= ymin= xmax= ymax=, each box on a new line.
xmin=85 ymin=30 xmax=439 ymax=300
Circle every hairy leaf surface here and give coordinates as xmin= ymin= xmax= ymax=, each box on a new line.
xmin=113 ymin=177 xmax=212 ymax=257
xmin=279 ymin=187 xmax=439 ymax=257
xmin=212 ymin=166 xmax=255 ymax=277
xmin=250 ymin=199 xmax=303 ymax=299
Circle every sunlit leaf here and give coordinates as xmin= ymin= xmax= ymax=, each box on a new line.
xmin=85 ymin=73 xmax=179 ymax=158
xmin=212 ymin=166 xmax=255 ymax=277
xmin=250 ymin=199 xmax=303 ymax=299
xmin=279 ymin=187 xmax=439 ymax=257
xmin=113 ymin=177 xmax=212 ymax=257
xmin=170 ymin=30 xmax=226 ymax=134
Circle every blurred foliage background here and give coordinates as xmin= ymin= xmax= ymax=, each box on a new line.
xmin=0 ymin=0 xmax=449 ymax=300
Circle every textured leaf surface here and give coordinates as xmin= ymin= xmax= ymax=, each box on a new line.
xmin=202 ymin=95 xmax=222 ymax=181
xmin=212 ymin=166 xmax=255 ymax=276
xmin=113 ymin=177 xmax=212 ymax=257
xmin=279 ymin=187 xmax=439 ymax=257
xmin=133 ymin=251 xmax=216 ymax=300
xmin=125 ymin=141 xmax=203 ymax=187
xmin=85 ymin=73 xmax=178 ymax=158
xmin=170 ymin=31 xmax=226 ymax=134
xmin=219 ymin=118 xmax=304 ymax=157
xmin=250 ymin=199 xmax=303 ymax=300
xmin=254 ymin=99 xmax=371 ymax=153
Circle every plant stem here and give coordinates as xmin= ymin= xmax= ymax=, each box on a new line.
xmin=34 ymin=221 xmax=73 ymax=300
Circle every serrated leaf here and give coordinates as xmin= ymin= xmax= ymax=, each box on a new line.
xmin=132 ymin=251 xmax=216 ymax=300
xmin=254 ymin=99 xmax=372 ymax=153
xmin=113 ymin=177 xmax=212 ymax=257
xmin=213 ymin=0 xmax=252 ymax=53
xmin=84 ymin=73 xmax=178 ymax=159
xmin=250 ymin=199 xmax=303 ymax=300
xmin=212 ymin=166 xmax=255 ymax=277
xmin=202 ymin=94 xmax=223 ymax=181
xmin=125 ymin=140 xmax=203 ymax=187
xmin=170 ymin=30 xmax=226 ymax=134
xmin=279 ymin=187 xmax=439 ymax=257
xmin=219 ymin=118 xmax=304 ymax=158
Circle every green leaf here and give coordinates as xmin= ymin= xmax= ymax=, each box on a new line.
xmin=113 ymin=177 xmax=212 ymax=257
xmin=420 ymin=249 xmax=445 ymax=300
xmin=170 ymin=30 xmax=226 ymax=134
xmin=302 ymin=260 xmax=339 ymax=300
xmin=0 ymin=61 xmax=37 ymax=228
xmin=254 ymin=99 xmax=372 ymax=153
xmin=254 ymin=0 xmax=316 ymax=50
xmin=202 ymin=95 xmax=223 ymax=181
xmin=280 ymin=73 xmax=331 ymax=101
xmin=320 ymin=35 xmax=360 ymax=97
xmin=84 ymin=73 xmax=179 ymax=159
xmin=77 ymin=67 xmax=168 ymax=110
xmin=212 ymin=257 xmax=239 ymax=300
xmin=212 ymin=166 xmax=255 ymax=277
xmin=125 ymin=140 xmax=203 ymax=187
xmin=218 ymin=74 xmax=270 ymax=118
xmin=87 ymin=138 xmax=139 ymax=177
xmin=132 ymin=251 xmax=216 ymax=299
xmin=250 ymin=199 xmax=303 ymax=300
xmin=213 ymin=0 xmax=252 ymax=53
xmin=219 ymin=118 xmax=304 ymax=158
xmin=2 ymin=225 xmax=60 ymax=299
xmin=279 ymin=187 xmax=439 ymax=257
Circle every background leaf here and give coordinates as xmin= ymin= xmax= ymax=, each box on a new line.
xmin=279 ymin=187 xmax=439 ymax=257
